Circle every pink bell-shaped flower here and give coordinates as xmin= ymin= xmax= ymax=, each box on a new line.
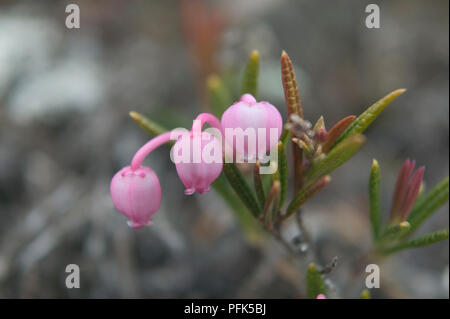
xmin=221 ymin=94 xmax=283 ymax=160
xmin=172 ymin=130 xmax=223 ymax=195
xmin=110 ymin=165 xmax=162 ymax=228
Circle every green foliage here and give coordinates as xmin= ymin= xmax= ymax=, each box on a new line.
xmin=285 ymin=176 xmax=331 ymax=217
xmin=379 ymin=221 xmax=410 ymax=243
xmin=211 ymin=175 xmax=262 ymax=240
xmin=207 ymin=74 xmax=233 ymax=117
xmin=223 ymin=163 xmax=261 ymax=218
xmin=306 ymin=135 xmax=366 ymax=183
xmin=263 ymin=181 xmax=280 ymax=229
xmin=129 ymin=111 xmax=167 ymax=136
xmin=280 ymin=129 xmax=290 ymax=145
xmin=407 ymin=177 xmax=449 ymax=233
xmin=253 ymin=161 xmax=266 ymax=207
xmin=367 ymin=160 xmax=448 ymax=256
xmin=241 ymin=50 xmax=260 ymax=98
xmin=330 ymin=89 xmax=405 ymax=150
xmin=383 ymin=229 xmax=449 ymax=255
xmin=306 ymin=263 xmax=327 ymax=299
xmin=369 ymin=159 xmax=381 ymax=240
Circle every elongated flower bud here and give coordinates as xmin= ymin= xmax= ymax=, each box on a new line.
xmin=221 ymin=94 xmax=282 ymax=160
xmin=110 ymin=166 xmax=162 ymax=228
xmin=390 ymin=159 xmax=425 ymax=222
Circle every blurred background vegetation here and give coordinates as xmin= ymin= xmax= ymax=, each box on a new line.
xmin=0 ymin=0 xmax=448 ymax=298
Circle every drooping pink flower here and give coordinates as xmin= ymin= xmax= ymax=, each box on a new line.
xmin=110 ymin=165 xmax=162 ymax=228
xmin=110 ymin=132 xmax=172 ymax=228
xmin=221 ymin=94 xmax=283 ymax=160
xmin=316 ymin=294 xmax=327 ymax=299
xmin=172 ymin=128 xmax=223 ymax=195
xmin=390 ymin=159 xmax=425 ymax=222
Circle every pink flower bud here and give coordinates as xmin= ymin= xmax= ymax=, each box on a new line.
xmin=173 ymin=131 xmax=223 ymax=195
xmin=316 ymin=294 xmax=326 ymax=299
xmin=314 ymin=128 xmax=328 ymax=143
xmin=390 ymin=159 xmax=425 ymax=222
xmin=110 ymin=165 xmax=162 ymax=228
xmin=221 ymin=94 xmax=283 ymax=160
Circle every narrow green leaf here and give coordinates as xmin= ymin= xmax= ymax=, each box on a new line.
xmin=306 ymin=135 xmax=366 ymax=182
xmin=379 ymin=221 xmax=410 ymax=242
xmin=285 ymin=176 xmax=331 ymax=218
xmin=207 ymin=74 xmax=233 ymax=117
xmin=330 ymin=89 xmax=406 ymax=150
xmin=253 ymin=161 xmax=266 ymax=207
xmin=280 ymin=129 xmax=290 ymax=145
xmin=369 ymin=159 xmax=382 ymax=240
xmin=407 ymin=177 xmax=449 ymax=233
xmin=306 ymin=263 xmax=327 ymax=299
xmin=383 ymin=229 xmax=449 ymax=255
xmin=211 ymin=175 xmax=262 ymax=241
xmin=223 ymin=163 xmax=261 ymax=217
xmin=129 ymin=111 xmax=167 ymax=136
xmin=277 ymin=142 xmax=288 ymax=207
xmin=263 ymin=181 xmax=280 ymax=229
xmin=241 ymin=50 xmax=259 ymax=98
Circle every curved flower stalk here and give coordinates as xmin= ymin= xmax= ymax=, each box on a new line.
xmin=111 ymin=113 xmax=224 ymax=227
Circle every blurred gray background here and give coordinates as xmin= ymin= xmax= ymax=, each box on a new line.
xmin=0 ymin=0 xmax=448 ymax=298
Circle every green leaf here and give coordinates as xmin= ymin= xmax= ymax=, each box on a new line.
xmin=330 ymin=89 xmax=406 ymax=150
xmin=223 ymin=163 xmax=261 ymax=218
xmin=211 ymin=175 xmax=262 ymax=241
xmin=280 ymin=129 xmax=290 ymax=145
xmin=263 ymin=181 xmax=280 ymax=229
xmin=379 ymin=221 xmax=410 ymax=243
xmin=407 ymin=177 xmax=449 ymax=233
xmin=277 ymin=142 xmax=288 ymax=207
xmin=207 ymin=74 xmax=233 ymax=117
xmin=285 ymin=176 xmax=331 ymax=218
xmin=129 ymin=111 xmax=167 ymax=136
xmin=306 ymin=263 xmax=327 ymax=299
xmin=369 ymin=159 xmax=382 ymax=240
xmin=382 ymin=229 xmax=449 ymax=255
xmin=241 ymin=50 xmax=259 ymax=98
xmin=253 ymin=161 xmax=266 ymax=207
xmin=306 ymin=135 xmax=366 ymax=183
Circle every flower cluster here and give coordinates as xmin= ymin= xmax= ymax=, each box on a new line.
xmin=110 ymin=94 xmax=282 ymax=228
